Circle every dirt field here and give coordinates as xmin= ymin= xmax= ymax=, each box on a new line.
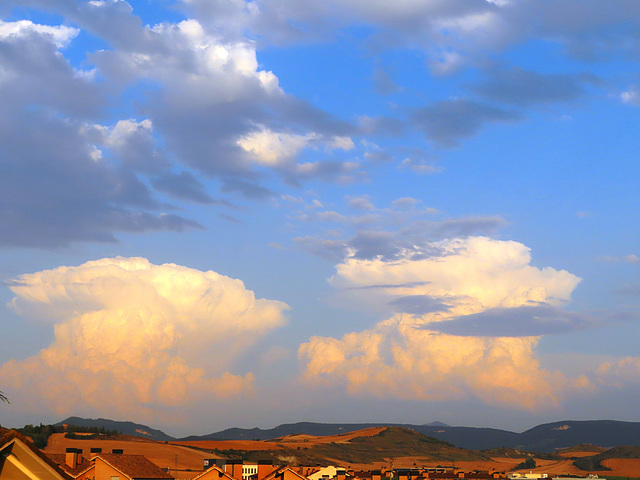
xmin=602 ymin=458 xmax=640 ymax=477
xmin=45 ymin=433 xmax=215 ymax=472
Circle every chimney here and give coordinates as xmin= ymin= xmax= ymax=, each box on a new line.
xmin=65 ymin=448 xmax=78 ymax=469
xmin=66 ymin=448 xmax=82 ymax=468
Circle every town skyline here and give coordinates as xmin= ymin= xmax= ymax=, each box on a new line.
xmin=1 ymin=0 xmax=639 ymax=436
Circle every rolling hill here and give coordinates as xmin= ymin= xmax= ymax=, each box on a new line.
xmin=198 ymin=427 xmax=491 ymax=466
xmin=54 ymin=418 xmax=640 ymax=453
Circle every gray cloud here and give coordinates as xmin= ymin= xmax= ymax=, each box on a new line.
xmin=282 ymin=160 xmax=363 ymax=186
xmin=346 ymin=196 xmax=376 ymax=211
xmin=219 ymin=213 xmax=242 ymax=224
xmin=413 ymin=99 xmax=521 ymax=147
xmin=296 ymin=226 xmax=449 ymax=262
xmin=358 ymin=116 xmax=406 ymax=136
xmin=294 ymin=236 xmax=349 ymax=262
xmin=419 ymin=216 xmax=508 ymax=238
xmin=0 ymin=21 xmax=204 ymax=248
xmin=178 ymin=0 xmax=640 ymax=75
xmin=291 ymin=193 xmax=507 ymax=262
xmin=0 ymin=3 xmax=371 ymax=249
xmin=0 ymin=107 xmax=201 ymax=248
xmin=15 ymin=0 xmax=640 ymax=66
xmin=88 ymin=16 xmax=357 ymax=192
xmin=427 ymin=305 xmax=598 ymax=337
xmin=182 ymin=0 xmax=494 ymax=46
xmin=469 ymin=67 xmax=597 ymax=106
xmin=373 ymin=66 xmax=401 ymax=95
xmin=350 ymin=230 xmax=397 ymax=260
xmin=388 ymin=295 xmax=450 ymax=315
xmin=614 ymin=285 xmax=640 ymax=296
xmin=150 ymin=171 xmax=217 ymax=205
xmin=220 ymin=177 xmax=275 ymax=199
xmin=346 ymin=281 xmax=431 ymax=291
xmin=397 ymin=157 xmax=441 ymax=174
xmin=363 ymin=150 xmax=394 ymax=164
xmin=0 ymin=28 xmax=101 ymax=117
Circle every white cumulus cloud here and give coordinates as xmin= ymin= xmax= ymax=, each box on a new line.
xmin=1 ymin=257 xmax=289 ymax=420
xmin=330 ymin=236 xmax=580 ymax=316
xmin=299 ymin=236 xmax=587 ymax=410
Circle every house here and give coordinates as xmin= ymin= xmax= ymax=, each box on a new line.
xmin=191 ymin=463 xmax=241 ymax=480
xmin=47 ymin=448 xmax=174 ymax=480
xmin=260 ymin=467 xmax=309 ymax=480
xmin=0 ymin=429 xmax=72 ymax=480
xmin=307 ymin=466 xmax=343 ymax=480
xmin=197 ymin=460 xmax=281 ymax=480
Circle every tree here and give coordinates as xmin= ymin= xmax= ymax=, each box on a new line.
xmin=0 ymin=391 xmax=8 ymax=403
xmin=512 ymin=457 xmax=536 ymax=471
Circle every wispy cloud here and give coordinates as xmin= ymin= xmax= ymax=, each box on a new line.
xmin=599 ymin=254 xmax=640 ymax=264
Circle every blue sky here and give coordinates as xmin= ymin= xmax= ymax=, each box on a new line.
xmin=0 ymin=0 xmax=639 ymax=436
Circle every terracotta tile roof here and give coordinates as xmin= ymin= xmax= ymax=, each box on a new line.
xmin=97 ymin=454 xmax=174 ymax=480
xmin=47 ymin=454 xmax=94 ymax=477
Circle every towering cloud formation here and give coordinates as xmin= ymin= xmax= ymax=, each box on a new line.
xmin=300 ymin=237 xmax=587 ymax=410
xmin=1 ymin=258 xmax=288 ymax=419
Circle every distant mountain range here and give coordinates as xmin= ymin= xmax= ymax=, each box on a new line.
xmin=57 ymin=417 xmax=640 ymax=453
